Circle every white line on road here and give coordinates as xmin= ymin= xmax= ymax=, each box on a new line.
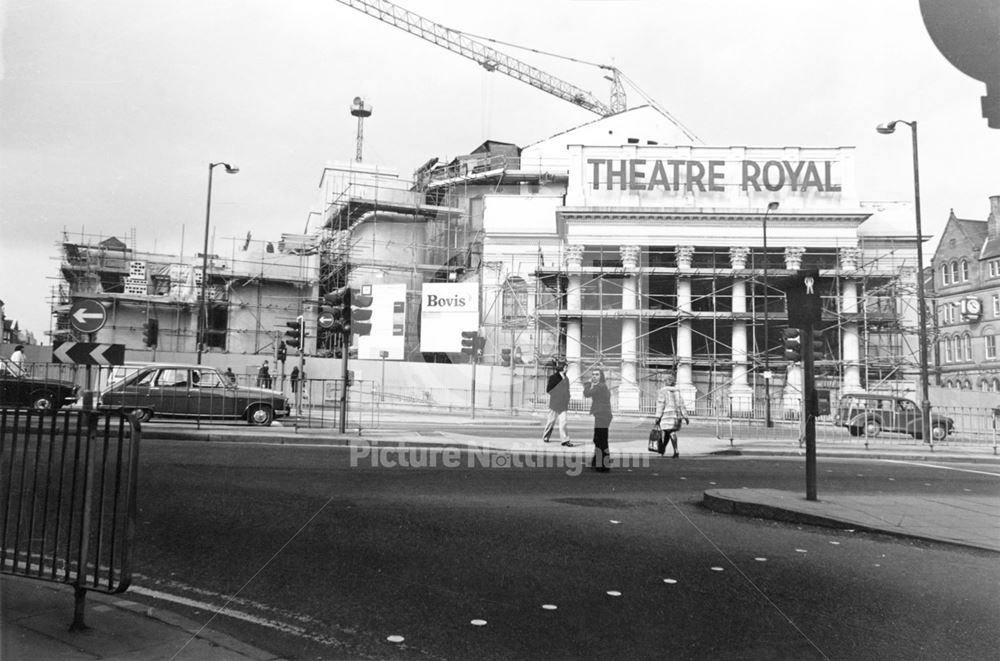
xmin=881 ymin=460 xmax=1000 ymax=477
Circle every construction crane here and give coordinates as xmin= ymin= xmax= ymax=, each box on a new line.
xmin=335 ymin=0 xmax=624 ymax=116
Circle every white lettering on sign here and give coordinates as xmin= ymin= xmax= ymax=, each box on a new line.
xmin=586 ymin=158 xmax=842 ymax=193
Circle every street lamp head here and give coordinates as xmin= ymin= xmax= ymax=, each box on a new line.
xmin=876 ymin=121 xmax=899 ymax=134
xmin=223 ymin=164 xmax=239 ymax=174
xmin=767 ymin=201 xmax=780 ymax=211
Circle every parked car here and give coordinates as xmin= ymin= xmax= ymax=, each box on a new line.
xmin=833 ymin=393 xmax=954 ymax=441
xmin=99 ymin=363 xmax=290 ymax=425
xmin=0 ymin=358 xmax=79 ymax=410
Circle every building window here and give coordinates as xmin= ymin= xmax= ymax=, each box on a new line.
xmin=987 ymin=333 xmax=997 ymax=360
xmin=941 ymin=264 xmax=950 ymax=286
xmin=989 ymin=259 xmax=1000 ymax=278
xmin=945 ymin=337 xmax=954 ymax=363
xmin=993 ymin=294 xmax=999 ymax=317
xmin=993 ymin=378 xmax=1000 ymax=392
xmin=501 ymin=276 xmax=529 ymax=327
xmin=963 ymin=379 xmax=973 ymax=390
xmin=964 ymin=333 xmax=973 ymax=361
xmin=960 ymin=259 xmax=969 ymax=282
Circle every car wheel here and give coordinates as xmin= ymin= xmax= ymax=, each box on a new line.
xmin=129 ymin=408 xmax=152 ymax=423
xmin=930 ymin=424 xmax=948 ymax=442
xmin=31 ymin=392 xmax=57 ymax=411
xmin=248 ymin=404 xmax=273 ymax=426
xmin=863 ymin=419 xmax=882 ymax=436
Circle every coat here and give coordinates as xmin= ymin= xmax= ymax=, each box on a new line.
xmin=654 ymin=386 xmax=688 ymax=426
xmin=546 ymin=371 xmax=571 ymax=413
xmin=583 ymin=381 xmax=613 ymax=427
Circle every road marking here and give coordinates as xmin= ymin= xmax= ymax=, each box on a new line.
xmin=882 ymin=460 xmax=1000 ymax=477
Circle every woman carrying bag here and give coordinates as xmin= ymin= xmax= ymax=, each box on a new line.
xmin=654 ymin=372 xmax=689 ymax=458
xmin=583 ymin=368 xmax=613 ymax=472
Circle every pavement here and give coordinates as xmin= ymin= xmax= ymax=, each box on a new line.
xmin=4 ymin=408 xmax=999 ymax=660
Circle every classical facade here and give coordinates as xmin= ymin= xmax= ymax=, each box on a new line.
xmin=324 ymin=106 xmax=929 ymax=414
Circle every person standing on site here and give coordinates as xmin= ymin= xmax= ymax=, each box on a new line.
xmin=583 ymin=368 xmax=613 ymax=472
xmin=542 ymin=358 xmax=573 ymax=446
xmin=9 ymin=345 xmax=26 ymax=376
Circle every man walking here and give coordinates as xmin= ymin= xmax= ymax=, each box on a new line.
xmin=542 ymin=358 xmax=573 ymax=446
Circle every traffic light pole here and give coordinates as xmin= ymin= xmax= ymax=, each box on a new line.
xmin=802 ymin=324 xmax=817 ymax=501
xmin=469 ymin=349 xmax=477 ymax=420
xmin=340 ymin=334 xmax=350 ymax=433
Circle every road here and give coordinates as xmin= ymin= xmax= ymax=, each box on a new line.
xmin=127 ymin=438 xmax=999 ymax=660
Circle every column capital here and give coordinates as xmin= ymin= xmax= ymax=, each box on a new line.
xmin=729 ymin=246 xmax=751 ymax=269
xmin=620 ymin=245 xmax=641 ymax=271
xmin=783 ymin=247 xmax=806 ymax=270
xmin=839 ymin=246 xmax=861 ymax=271
xmin=565 ymin=244 xmax=584 ymax=272
xmin=676 ymin=245 xmax=695 ymax=270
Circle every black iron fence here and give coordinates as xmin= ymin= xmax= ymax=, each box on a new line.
xmin=1 ymin=408 xmax=141 ymax=628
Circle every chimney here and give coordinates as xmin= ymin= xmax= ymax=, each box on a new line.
xmin=989 ymin=195 xmax=1000 ymax=238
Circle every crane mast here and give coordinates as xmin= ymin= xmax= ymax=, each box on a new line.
xmin=335 ymin=0 xmax=620 ymax=116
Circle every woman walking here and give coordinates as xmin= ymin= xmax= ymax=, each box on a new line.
xmin=583 ymin=368 xmax=613 ymax=472
xmin=654 ymin=371 xmax=689 ymax=458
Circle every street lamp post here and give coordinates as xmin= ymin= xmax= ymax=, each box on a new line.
xmin=197 ymin=162 xmax=239 ymax=364
xmin=877 ymin=120 xmax=932 ymax=445
xmin=762 ymin=200 xmax=780 ymax=428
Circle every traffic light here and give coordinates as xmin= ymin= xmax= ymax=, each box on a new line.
xmin=783 ymin=328 xmax=801 ymax=362
xmin=476 ymin=335 xmax=486 ymax=358
xmin=323 ymin=286 xmax=352 ymax=335
xmin=277 ymin=342 xmax=287 ymax=363
xmin=501 ymin=348 xmax=511 ymax=366
xmin=142 ymin=318 xmax=159 ymax=348
xmin=284 ymin=317 xmax=303 ymax=349
xmin=352 ymin=289 xmax=374 ymax=336
xmin=812 ymin=334 xmax=825 ymax=359
xmin=461 ymin=330 xmax=478 ymax=358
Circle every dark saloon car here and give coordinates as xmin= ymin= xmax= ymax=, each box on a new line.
xmin=833 ymin=393 xmax=955 ymax=442
xmin=0 ymin=358 xmax=79 ymax=410
xmin=100 ymin=363 xmax=289 ymax=425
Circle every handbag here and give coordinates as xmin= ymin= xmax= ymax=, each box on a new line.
xmin=648 ymin=424 xmax=666 ymax=454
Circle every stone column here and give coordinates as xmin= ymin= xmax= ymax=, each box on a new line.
xmin=839 ymin=246 xmax=863 ymax=394
xmin=729 ymin=247 xmax=753 ymax=413
xmin=618 ymin=245 xmax=641 ymax=411
xmin=675 ymin=245 xmax=697 ymax=405
xmin=565 ymin=244 xmax=584 ymax=397
xmin=783 ymin=247 xmax=806 ymax=270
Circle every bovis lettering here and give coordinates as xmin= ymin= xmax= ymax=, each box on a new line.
xmin=426 ymin=294 xmax=467 ymax=307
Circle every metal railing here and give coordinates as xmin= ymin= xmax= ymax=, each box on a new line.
xmin=1 ymin=408 xmax=141 ymax=629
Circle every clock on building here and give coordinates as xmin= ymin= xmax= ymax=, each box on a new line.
xmin=963 ymin=297 xmax=982 ymax=319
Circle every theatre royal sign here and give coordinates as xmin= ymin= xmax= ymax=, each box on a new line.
xmin=565 ymin=145 xmax=856 ymax=209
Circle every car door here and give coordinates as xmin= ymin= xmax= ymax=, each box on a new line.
xmin=150 ymin=368 xmax=193 ymax=416
xmin=102 ymin=367 xmax=155 ymax=409
xmin=896 ymin=399 xmax=920 ymax=434
xmin=191 ymin=368 xmax=235 ymax=418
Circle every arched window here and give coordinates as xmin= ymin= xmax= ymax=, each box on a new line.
xmin=945 ymin=336 xmax=954 ymax=363
xmin=963 ymin=333 xmax=973 ymax=361
xmin=951 ymin=261 xmax=959 ymax=283
xmin=986 ymin=333 xmax=997 ymax=359
xmin=501 ymin=276 xmax=529 ymax=327
xmin=941 ymin=264 xmax=950 ymax=286
xmin=993 ymin=378 xmax=1000 ymax=392
xmin=980 ymin=379 xmax=990 ymax=392
xmin=963 ymin=379 xmax=972 ymax=390
xmin=960 ymin=259 xmax=969 ymax=281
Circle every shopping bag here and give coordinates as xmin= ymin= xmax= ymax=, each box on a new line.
xmin=648 ymin=425 xmax=665 ymax=454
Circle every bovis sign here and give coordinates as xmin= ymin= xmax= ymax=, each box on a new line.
xmin=420 ymin=282 xmax=479 ymax=353
xmin=567 ymin=145 xmax=855 ymax=208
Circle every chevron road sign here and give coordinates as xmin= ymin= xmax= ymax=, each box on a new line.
xmin=52 ymin=342 xmax=125 ymax=366
xmin=68 ymin=299 xmax=107 ymax=333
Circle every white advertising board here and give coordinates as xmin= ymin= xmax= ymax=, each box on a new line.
xmin=419 ymin=282 xmax=479 ymax=353
xmin=354 ymin=283 xmax=407 ymax=360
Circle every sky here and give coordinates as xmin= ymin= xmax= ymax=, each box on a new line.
xmin=2 ymin=0 xmax=997 ymax=341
